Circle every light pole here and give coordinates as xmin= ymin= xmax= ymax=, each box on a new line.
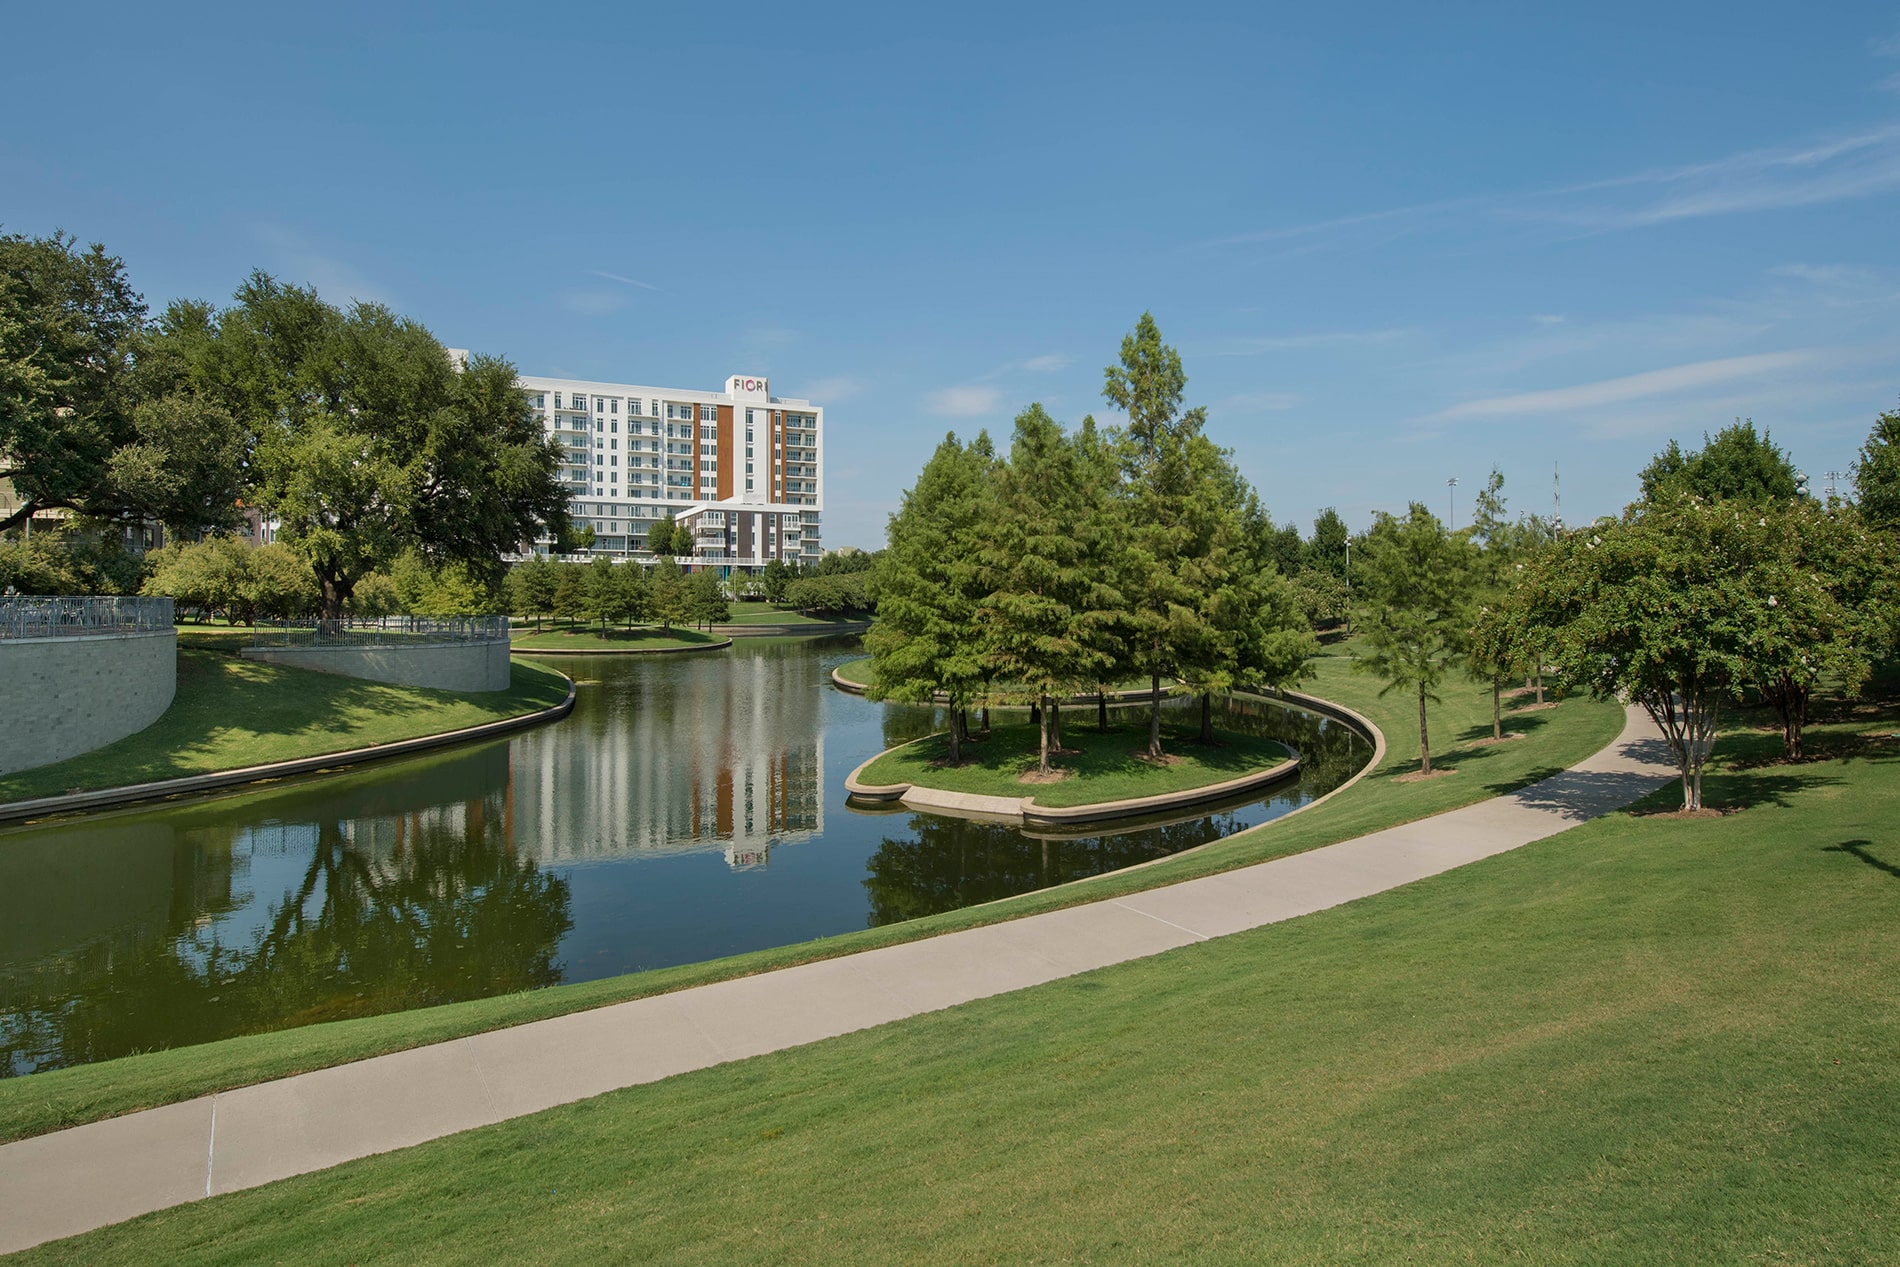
xmin=1447 ymin=477 xmax=1459 ymax=531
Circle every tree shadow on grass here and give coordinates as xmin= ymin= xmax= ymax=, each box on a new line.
xmin=1824 ymin=839 xmax=1900 ymax=879
xmin=1455 ymin=711 xmax=1551 ymax=745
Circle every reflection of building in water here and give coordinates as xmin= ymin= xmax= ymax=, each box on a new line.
xmin=509 ymin=653 xmax=824 ymax=869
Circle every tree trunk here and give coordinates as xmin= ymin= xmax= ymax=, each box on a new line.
xmin=1148 ymin=670 xmax=1163 ymax=759
xmin=1492 ymin=677 xmax=1502 ymax=741
xmin=947 ymin=709 xmax=962 ymax=766
xmin=1038 ymin=692 xmax=1053 ymax=775
xmin=1199 ymin=693 xmax=1214 ymax=744
xmin=318 ymin=569 xmax=354 ymax=623
xmin=981 ymin=705 xmax=991 ymax=736
xmin=959 ymin=709 xmax=970 ymax=748
xmin=1050 ymin=699 xmax=1062 ymax=750
xmin=1417 ymin=683 xmax=1432 ymax=776
xmin=1098 ymin=687 xmax=1109 ymax=732
xmin=1534 ymin=671 xmax=1545 ymax=705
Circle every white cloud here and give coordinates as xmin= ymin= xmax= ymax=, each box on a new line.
xmin=254 ymin=226 xmax=392 ymax=307
xmin=1433 ymin=350 xmax=1818 ymax=420
xmin=802 ymin=375 xmax=868 ymax=403
xmin=591 ymin=269 xmax=658 ymax=291
xmin=1531 ymin=314 xmax=1566 ymax=326
xmin=930 ymin=385 xmax=1005 ymax=417
xmin=1021 ymin=354 xmax=1069 ymax=372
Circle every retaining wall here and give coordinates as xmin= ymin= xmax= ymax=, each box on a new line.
xmin=0 ymin=630 xmax=178 ymax=775
xmin=239 ymin=640 xmax=511 ymax=692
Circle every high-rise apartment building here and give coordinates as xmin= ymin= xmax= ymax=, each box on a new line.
xmin=459 ymin=358 xmax=824 ymax=573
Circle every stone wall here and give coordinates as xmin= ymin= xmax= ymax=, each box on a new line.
xmin=0 ymin=631 xmax=178 ymax=775
xmin=239 ymin=639 xmax=511 ymax=692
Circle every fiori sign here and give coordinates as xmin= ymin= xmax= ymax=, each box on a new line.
xmin=729 ymin=375 xmax=770 ymax=396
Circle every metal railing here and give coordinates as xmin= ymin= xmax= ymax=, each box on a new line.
xmin=0 ymin=595 xmax=175 ymax=640
xmin=251 ymin=615 xmax=510 ymax=648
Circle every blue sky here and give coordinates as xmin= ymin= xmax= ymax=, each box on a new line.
xmin=5 ymin=3 xmax=1899 ymax=547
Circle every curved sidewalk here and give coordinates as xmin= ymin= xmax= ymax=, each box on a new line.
xmin=0 ymin=706 xmax=1673 ymax=1254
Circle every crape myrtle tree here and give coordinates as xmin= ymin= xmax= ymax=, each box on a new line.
xmin=864 ymin=431 xmax=996 ymax=764
xmin=977 ymin=405 xmax=1124 ymax=775
xmin=1513 ymin=499 xmax=1760 ymax=811
xmin=157 ymin=273 xmax=569 ymax=619
xmin=1352 ymin=503 xmax=1472 ymax=776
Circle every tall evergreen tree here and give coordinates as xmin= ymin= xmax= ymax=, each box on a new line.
xmin=1854 ymin=403 xmax=1900 ymax=530
xmin=864 ymin=432 xmax=996 ymax=763
xmin=1352 ymin=504 xmax=1473 ymax=775
xmin=978 ymin=406 xmax=1123 ymax=775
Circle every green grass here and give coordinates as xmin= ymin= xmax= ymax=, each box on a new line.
xmin=27 ymin=693 xmax=1900 ymax=1262
xmin=857 ymin=721 xmax=1293 ymax=807
xmin=0 ymin=652 xmax=572 ymax=804
xmin=170 ymin=626 xmax=259 ymax=651
xmin=721 ymin=601 xmax=869 ymax=626
xmin=0 ymin=647 xmax=1622 ymax=1144
xmin=507 ymin=625 xmax=723 ymax=651
xmin=834 ymin=654 xmax=875 ymax=686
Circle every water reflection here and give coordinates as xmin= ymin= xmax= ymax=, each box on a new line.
xmin=0 ymin=638 xmax=1367 ymax=1075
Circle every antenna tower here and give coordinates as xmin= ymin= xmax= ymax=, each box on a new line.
xmin=1553 ymin=462 xmax=1562 ymax=532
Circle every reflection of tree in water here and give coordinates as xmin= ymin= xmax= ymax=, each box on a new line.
xmin=863 ymin=812 xmax=1247 ymax=927
xmin=861 ymin=695 xmax=1368 ymax=928
xmin=2 ymin=800 xmax=571 ymax=1076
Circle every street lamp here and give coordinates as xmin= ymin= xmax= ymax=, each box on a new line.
xmin=1447 ymin=477 xmax=1459 ymax=531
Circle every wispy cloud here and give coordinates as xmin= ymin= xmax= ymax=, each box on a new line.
xmin=1210 ymin=123 xmax=1900 ymax=251
xmin=560 ymin=290 xmax=628 ymax=317
xmin=803 ymin=375 xmax=868 ymax=403
xmin=930 ymin=385 xmax=1004 ymax=417
xmin=1021 ymin=354 xmax=1068 ymax=373
xmin=1531 ymin=314 xmax=1566 ymax=326
xmin=255 ymin=226 xmax=391 ymax=307
xmin=1431 ymin=350 xmax=1818 ymax=420
xmin=591 ymin=269 xmax=659 ymax=291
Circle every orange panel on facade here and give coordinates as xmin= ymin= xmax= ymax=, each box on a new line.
xmin=716 ymin=405 xmax=735 ymax=500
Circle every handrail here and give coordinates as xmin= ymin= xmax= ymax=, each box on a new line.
xmin=0 ymin=595 xmax=174 ymax=640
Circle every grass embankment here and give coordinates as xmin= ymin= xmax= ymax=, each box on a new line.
xmin=834 ymin=655 xmax=875 ymax=687
xmin=29 ymin=692 xmax=1900 ymax=1262
xmin=722 ymin=601 xmax=868 ymax=626
xmin=507 ymin=625 xmax=723 ymax=652
xmin=0 ymin=652 xmax=572 ymax=804
xmin=0 ymin=646 xmax=1621 ymax=1144
xmin=857 ymin=722 xmax=1292 ymax=807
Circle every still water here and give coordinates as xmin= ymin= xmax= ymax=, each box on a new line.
xmin=0 ymin=636 xmax=1367 ymax=1076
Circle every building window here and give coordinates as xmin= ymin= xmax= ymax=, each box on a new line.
xmin=610 ymin=399 xmax=618 ymax=414
xmin=553 ymin=392 xmax=563 ymax=409
xmin=699 ymin=404 xmax=716 ymax=421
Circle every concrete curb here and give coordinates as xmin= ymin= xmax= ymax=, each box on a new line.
xmin=0 ymin=675 xmax=577 ymax=827
xmin=844 ymin=728 xmax=1303 ymax=826
xmin=510 ymin=637 xmax=732 ymax=657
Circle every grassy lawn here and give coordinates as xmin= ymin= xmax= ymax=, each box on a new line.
xmin=834 ymin=654 xmax=875 ymax=686
xmin=507 ymin=625 xmax=723 ymax=651
xmin=0 ymin=652 xmax=572 ymax=804
xmin=27 ymin=692 xmax=1900 ymax=1262
xmin=170 ymin=626 xmax=259 ymax=651
xmin=0 ymin=646 xmax=1622 ymax=1144
xmin=721 ymin=601 xmax=868 ymax=626
xmin=857 ymin=721 xmax=1293 ymax=807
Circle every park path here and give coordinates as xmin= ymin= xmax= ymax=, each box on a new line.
xmin=0 ymin=706 xmax=1673 ymax=1255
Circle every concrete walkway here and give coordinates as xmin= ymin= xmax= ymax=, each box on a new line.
xmin=0 ymin=706 xmax=1674 ymax=1255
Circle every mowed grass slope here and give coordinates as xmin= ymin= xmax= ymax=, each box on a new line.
xmin=0 ymin=651 xmax=571 ymax=803
xmin=0 ymin=647 xmax=1622 ymax=1143
xmin=507 ymin=626 xmax=722 ymax=651
xmin=27 ymin=704 xmax=1900 ymax=1263
xmin=857 ymin=721 xmax=1294 ymax=806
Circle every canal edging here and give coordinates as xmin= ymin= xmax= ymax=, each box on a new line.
xmin=511 ymin=638 xmax=733 ymax=656
xmin=0 ymin=675 xmax=577 ymax=826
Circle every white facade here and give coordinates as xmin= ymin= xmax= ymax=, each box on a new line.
xmin=497 ymin=363 xmax=824 ymax=574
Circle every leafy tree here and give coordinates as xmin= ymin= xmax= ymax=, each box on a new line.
xmin=1515 ymin=500 xmax=1757 ymax=810
xmin=648 ymin=557 xmax=689 ymax=631
xmin=864 ymin=432 xmax=995 ymax=763
xmin=646 ymin=516 xmax=688 ymax=557
xmin=503 ymin=555 xmax=558 ymax=628
xmin=1853 ymin=403 xmax=1900 ymax=529
xmin=1102 ymin=313 xmax=1219 ymax=758
xmin=760 ymin=556 xmax=792 ymax=604
xmin=977 ymin=405 xmax=1123 ymax=774
xmin=1352 ymin=504 xmax=1472 ymax=775
xmin=813 ymin=548 xmax=877 ymax=576
xmin=1304 ymin=507 xmax=1351 ymax=578
xmin=0 ymin=231 xmax=146 ymax=533
xmin=243 ymin=543 xmax=322 ymax=620
xmin=1291 ymin=570 xmax=1350 ymax=630
xmin=1639 ymin=419 xmax=1800 ymax=505
xmin=688 ymin=569 xmax=730 ymax=629
xmin=163 ymin=273 xmax=567 ymax=618
xmin=346 ymin=570 xmax=402 ymax=621
xmin=583 ymin=556 xmax=626 ymax=629
xmin=103 ymin=394 xmax=248 ymax=538
xmin=550 ymin=562 xmax=586 ymax=627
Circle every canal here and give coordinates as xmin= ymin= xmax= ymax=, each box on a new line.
xmin=0 ymin=636 xmax=1368 ymax=1076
